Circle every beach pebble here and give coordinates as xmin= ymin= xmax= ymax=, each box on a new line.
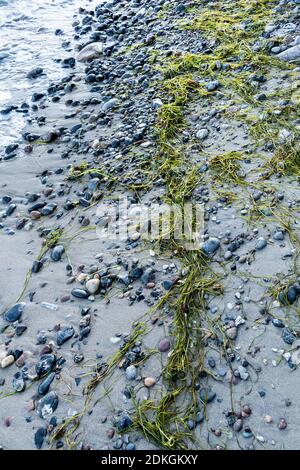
xmin=77 ymin=42 xmax=103 ymax=62
xmin=36 ymin=354 xmax=56 ymax=377
xmin=278 ymin=418 xmax=287 ymax=430
xmin=125 ymin=365 xmax=137 ymax=380
xmin=116 ymin=415 xmax=133 ymax=432
xmin=200 ymin=237 xmax=220 ymax=255
xmin=196 ymin=128 xmax=209 ymax=140
xmin=1 ymin=355 xmax=15 ymax=368
xmin=71 ymin=288 xmax=88 ymax=299
xmin=51 ymin=245 xmax=65 ymax=262
xmin=37 ymin=391 xmax=59 ymax=419
xmin=255 ymin=238 xmax=267 ymax=250
xmin=158 ymin=338 xmax=171 ymax=352
xmin=34 ymin=428 xmax=47 ymax=449
xmin=281 ymin=328 xmax=295 ymax=345
xmin=38 ymin=372 xmax=56 ymax=396
xmin=199 ymin=387 xmax=216 ymax=403
xmin=86 ymin=278 xmax=100 ymax=294
xmin=226 ymin=327 xmax=237 ymax=340
xmin=4 ymin=303 xmax=25 ymax=322
xmin=12 ymin=372 xmax=26 ymax=392
xmin=144 ymin=377 xmax=156 ymax=387
xmin=57 ymin=326 xmax=74 ymax=346
xmin=264 ymin=415 xmax=273 ymax=424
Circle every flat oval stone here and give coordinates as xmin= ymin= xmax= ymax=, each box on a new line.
xmin=144 ymin=377 xmax=156 ymax=387
xmin=51 ymin=245 xmax=65 ymax=262
xmin=199 ymin=387 xmax=216 ymax=403
xmin=125 ymin=365 xmax=137 ymax=380
xmin=4 ymin=303 xmax=25 ymax=322
xmin=1 ymin=355 xmax=15 ymax=368
xmin=158 ymin=338 xmax=171 ymax=352
xmin=71 ymin=288 xmax=88 ymax=299
xmin=255 ymin=237 xmax=267 ymax=250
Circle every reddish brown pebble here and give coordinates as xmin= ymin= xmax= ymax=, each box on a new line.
xmin=30 ymin=211 xmax=41 ymax=220
xmin=43 ymin=188 xmax=53 ymax=197
xmin=147 ymin=282 xmax=155 ymax=288
xmin=15 ymin=353 xmax=26 ymax=368
xmin=40 ymin=345 xmax=52 ymax=354
xmin=25 ymin=400 xmax=35 ymax=412
xmin=278 ymin=418 xmax=287 ymax=430
xmin=60 ymin=295 xmax=70 ymax=303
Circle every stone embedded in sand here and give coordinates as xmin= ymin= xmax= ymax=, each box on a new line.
xmin=264 ymin=415 xmax=273 ymax=424
xmin=199 ymin=387 xmax=216 ymax=403
xmin=34 ymin=428 xmax=47 ymax=449
xmin=226 ymin=326 xmax=237 ymax=340
xmin=85 ymin=278 xmax=100 ymax=294
xmin=200 ymin=237 xmax=220 ymax=256
xmin=102 ymin=98 xmax=118 ymax=112
xmin=278 ymin=45 xmax=300 ymax=62
xmin=144 ymin=377 xmax=156 ymax=387
xmin=158 ymin=338 xmax=171 ymax=352
xmin=1 ymin=355 xmax=15 ymax=368
xmin=255 ymin=237 xmax=267 ymax=250
xmin=4 ymin=303 xmax=25 ymax=322
xmin=196 ymin=128 xmax=209 ymax=140
xmin=77 ymin=42 xmax=103 ymax=62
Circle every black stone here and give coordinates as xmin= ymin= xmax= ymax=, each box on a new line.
xmin=57 ymin=326 xmax=74 ymax=346
xmin=37 ymin=391 xmax=59 ymax=419
xmin=34 ymin=428 xmax=47 ymax=449
xmin=36 ymin=354 xmax=56 ymax=377
xmin=38 ymin=372 xmax=56 ymax=396
xmin=116 ymin=415 xmax=133 ymax=431
xmin=4 ymin=303 xmax=24 ymax=322
xmin=71 ymin=288 xmax=88 ymax=299
xmin=51 ymin=245 xmax=65 ymax=261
